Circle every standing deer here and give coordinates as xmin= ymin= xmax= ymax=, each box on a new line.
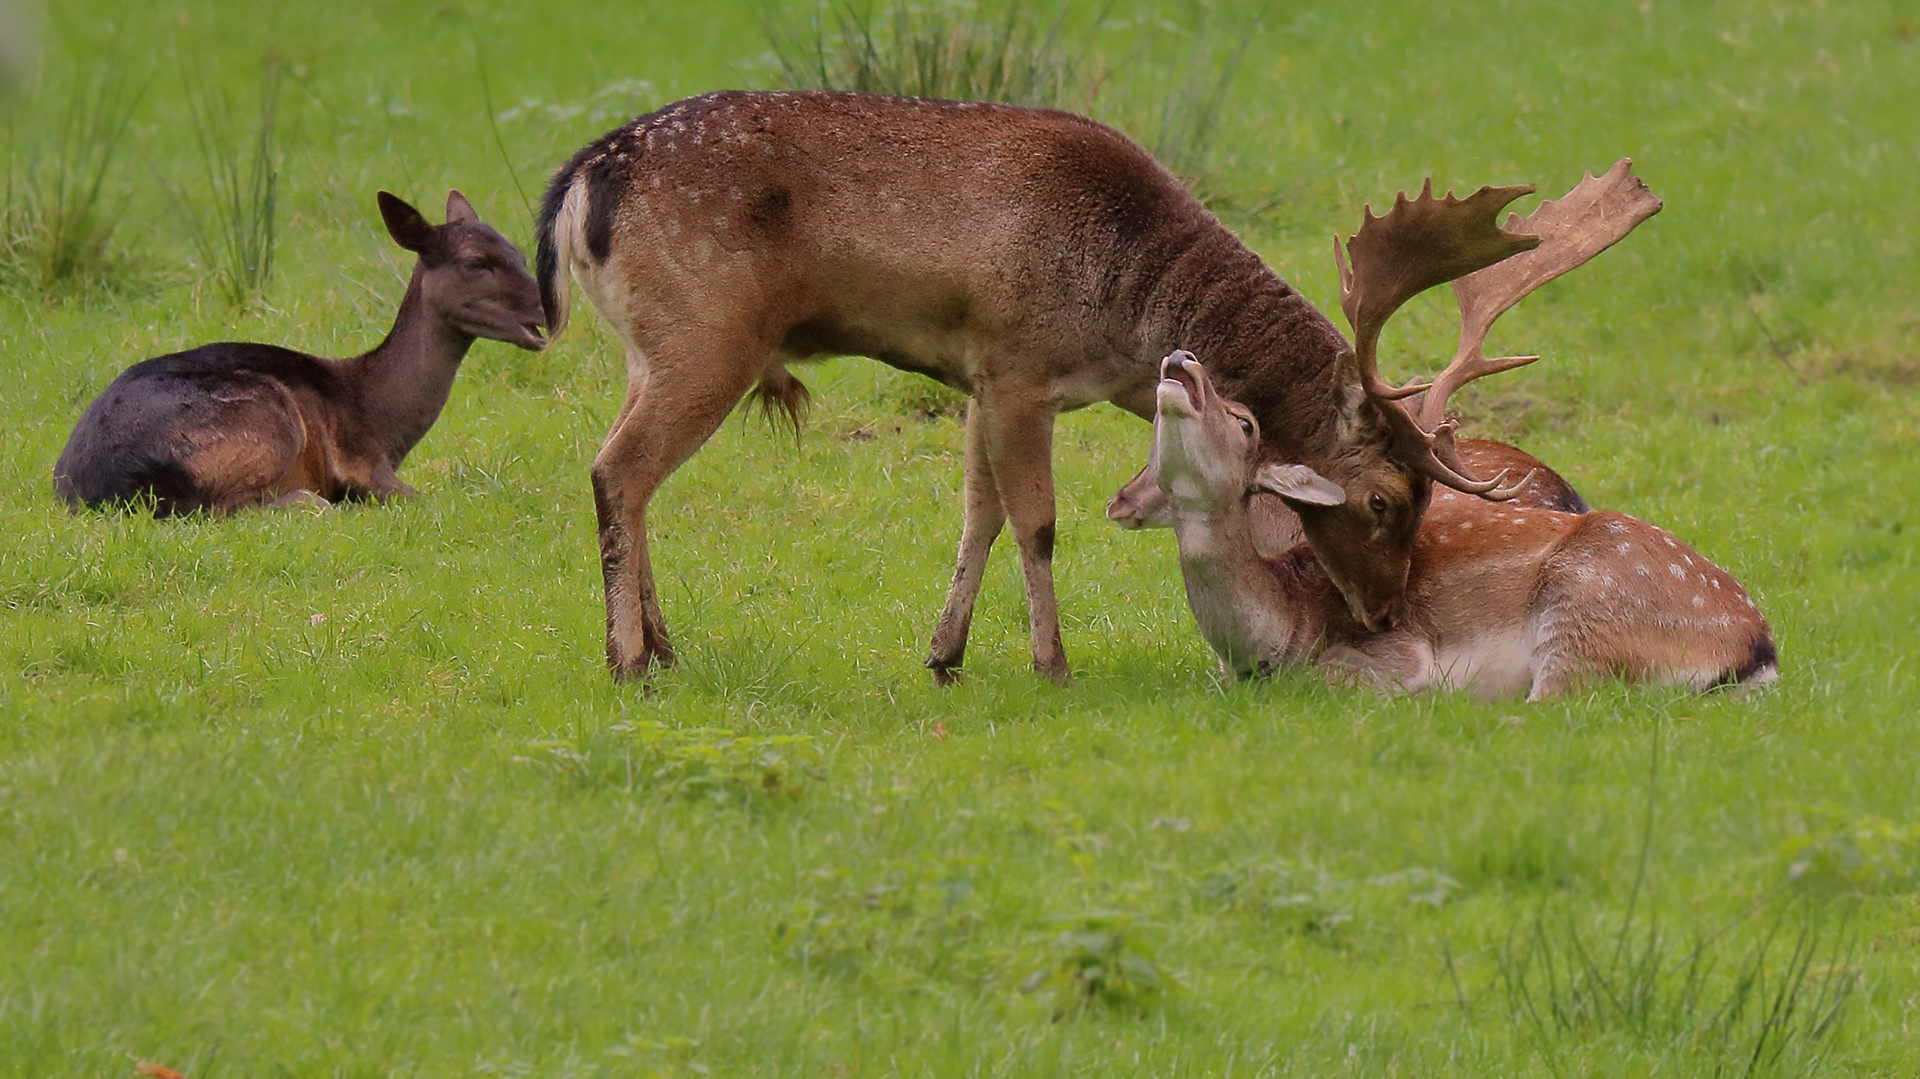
xmin=54 ymin=191 xmax=546 ymax=516
xmin=1150 ymin=352 xmax=1776 ymax=697
xmin=535 ymin=88 xmax=1648 ymax=684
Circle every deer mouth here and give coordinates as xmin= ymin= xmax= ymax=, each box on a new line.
xmin=511 ymin=320 xmax=548 ymax=351
xmin=1156 ymin=353 xmax=1206 ymax=418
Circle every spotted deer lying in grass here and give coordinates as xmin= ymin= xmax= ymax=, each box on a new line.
xmin=54 ymin=191 xmax=546 ymax=517
xmin=537 ymin=91 xmax=1626 ymax=685
xmin=1108 ymin=434 xmax=1588 ymax=559
xmin=1151 ymin=357 xmax=1775 ymax=695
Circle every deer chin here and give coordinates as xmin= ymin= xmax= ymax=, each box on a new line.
xmin=1156 ymin=379 xmax=1199 ymax=419
xmin=511 ymin=321 xmax=549 ymax=351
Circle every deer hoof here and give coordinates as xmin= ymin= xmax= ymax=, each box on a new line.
xmin=930 ymin=665 xmax=963 ymax=688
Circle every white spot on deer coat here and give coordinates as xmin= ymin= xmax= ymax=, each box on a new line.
xmin=1669 ymin=563 xmax=1687 ymax=579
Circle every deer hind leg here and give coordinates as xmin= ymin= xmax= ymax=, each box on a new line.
xmin=184 ymin=387 xmax=311 ymax=516
xmin=978 ymin=384 xmax=1069 ymax=684
xmin=926 ymin=401 xmax=1009 ymax=685
xmin=593 ymin=334 xmax=764 ymax=683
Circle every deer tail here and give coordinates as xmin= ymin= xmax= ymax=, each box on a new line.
xmin=744 ymin=364 xmax=811 ymax=438
xmin=535 ymin=164 xmax=584 ymax=340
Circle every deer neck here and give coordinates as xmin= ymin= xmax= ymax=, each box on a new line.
xmin=1134 ymin=231 xmax=1352 ymax=463
xmin=343 ymin=271 xmax=477 ymax=466
xmin=1170 ymin=494 xmax=1328 ymax=677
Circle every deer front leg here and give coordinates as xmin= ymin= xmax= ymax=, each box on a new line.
xmin=368 ymin=462 xmax=418 ymax=502
xmin=980 ymin=387 xmax=1069 ymax=684
xmin=926 ymin=402 xmax=1007 ymax=686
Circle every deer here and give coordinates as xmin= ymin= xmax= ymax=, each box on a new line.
xmin=54 ymin=191 xmax=547 ymax=517
xmin=1107 ymin=435 xmax=1588 ymax=559
xmin=534 ymin=87 xmax=1651 ymax=685
xmin=1151 ymin=351 xmax=1777 ymax=698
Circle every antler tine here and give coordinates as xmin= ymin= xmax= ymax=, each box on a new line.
xmin=1419 ymin=158 xmax=1662 ymax=429
xmin=1336 ymin=179 xmax=1539 ymax=402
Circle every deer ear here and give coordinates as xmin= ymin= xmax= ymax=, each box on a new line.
xmin=1254 ymin=463 xmax=1346 ymax=507
xmin=378 ymin=191 xmax=435 ymax=253
xmin=445 ymin=189 xmax=479 ymax=224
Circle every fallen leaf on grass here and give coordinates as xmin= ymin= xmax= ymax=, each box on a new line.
xmin=136 ymin=1063 xmax=185 ymax=1079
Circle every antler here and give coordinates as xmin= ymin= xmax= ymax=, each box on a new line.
xmin=1334 ymin=162 xmax=1660 ymax=500
xmin=1418 ymin=158 xmax=1664 ymax=430
xmin=1335 ymin=180 xmax=1538 ymax=401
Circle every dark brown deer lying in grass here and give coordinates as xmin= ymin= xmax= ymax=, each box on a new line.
xmin=536 ymin=88 xmax=1650 ymax=684
xmin=1151 ymin=353 xmax=1776 ymax=698
xmin=54 ymin=191 xmax=546 ymax=517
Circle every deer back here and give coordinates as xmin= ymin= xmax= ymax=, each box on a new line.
xmin=1386 ymin=499 xmax=1775 ymax=695
xmin=538 ymin=91 xmax=1352 ymax=426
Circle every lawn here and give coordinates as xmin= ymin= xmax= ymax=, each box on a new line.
xmin=2 ymin=0 xmax=1917 ymax=1075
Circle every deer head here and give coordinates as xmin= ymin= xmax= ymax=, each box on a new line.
xmin=379 ymin=190 xmax=548 ymax=352
xmin=1293 ymin=160 xmax=1661 ymax=630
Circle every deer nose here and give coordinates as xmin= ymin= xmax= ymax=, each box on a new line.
xmin=1354 ymin=594 xmax=1404 ymax=633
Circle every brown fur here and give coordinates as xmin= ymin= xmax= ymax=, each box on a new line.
xmin=537 ymin=91 xmax=1445 ymax=684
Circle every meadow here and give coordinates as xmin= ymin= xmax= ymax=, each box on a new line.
xmin=2 ymin=0 xmax=1916 ymax=1075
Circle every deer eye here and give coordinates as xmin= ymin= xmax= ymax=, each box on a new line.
xmin=461 ymin=256 xmax=489 ymax=272
xmin=1369 ymin=493 xmax=1388 ymax=515
xmin=1236 ymin=417 xmax=1253 ymax=436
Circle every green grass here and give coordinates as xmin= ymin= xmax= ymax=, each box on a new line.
xmin=3 ymin=0 xmax=1919 ymax=1075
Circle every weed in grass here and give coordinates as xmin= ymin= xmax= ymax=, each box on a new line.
xmin=520 ymin=720 xmax=823 ymax=803
xmin=167 ymin=56 xmax=281 ymax=306
xmin=1779 ymin=807 xmax=1919 ymax=896
xmin=773 ymin=857 xmax=991 ymax=992
xmin=1021 ymin=910 xmax=1172 ymax=1017
xmin=0 ymin=57 xmax=142 ymax=297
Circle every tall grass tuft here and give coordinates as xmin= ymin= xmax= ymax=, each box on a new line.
xmin=760 ymin=0 xmax=1250 ymax=186
xmin=763 ymin=0 xmax=1101 ymax=109
xmin=1107 ymin=0 xmax=1254 ymax=184
xmin=0 ymin=61 xmax=143 ymax=297
xmin=172 ymin=57 xmax=281 ymax=306
xmin=1492 ymin=735 xmax=1859 ymax=1076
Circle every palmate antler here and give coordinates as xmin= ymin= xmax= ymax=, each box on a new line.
xmin=1422 ymin=159 xmax=1664 ymax=430
xmin=1335 ymin=159 xmax=1661 ymax=499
